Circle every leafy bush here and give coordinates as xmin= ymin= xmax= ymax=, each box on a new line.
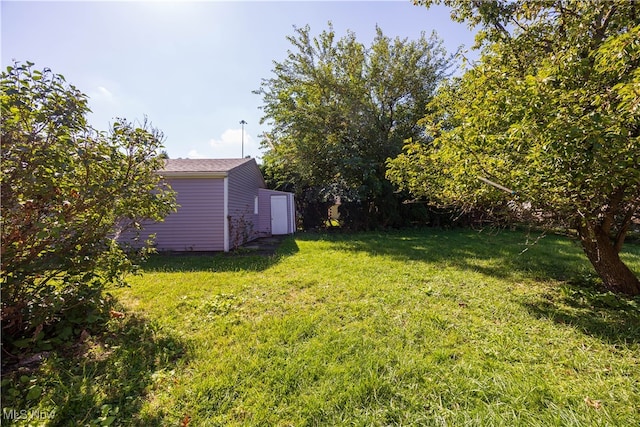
xmin=1 ymin=61 xmax=176 ymax=357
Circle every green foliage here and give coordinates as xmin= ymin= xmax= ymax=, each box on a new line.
xmin=0 ymin=61 xmax=177 ymax=354
xmin=1 ymin=312 xmax=185 ymax=426
xmin=256 ymin=24 xmax=450 ymax=229
xmin=388 ymin=1 xmax=640 ymax=294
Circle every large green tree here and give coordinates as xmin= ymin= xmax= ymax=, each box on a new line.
xmin=256 ymin=24 xmax=450 ymax=228
xmin=1 ymin=62 xmax=177 ymax=347
xmin=387 ymin=1 xmax=640 ymax=295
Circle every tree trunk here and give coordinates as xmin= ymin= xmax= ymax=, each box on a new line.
xmin=578 ymin=223 xmax=640 ymax=296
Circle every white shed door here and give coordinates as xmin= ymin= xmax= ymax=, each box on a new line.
xmin=271 ymin=195 xmax=289 ymax=235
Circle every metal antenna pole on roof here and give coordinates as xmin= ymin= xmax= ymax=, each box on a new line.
xmin=240 ymin=120 xmax=247 ymax=158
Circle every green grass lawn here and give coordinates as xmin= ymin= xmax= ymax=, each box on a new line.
xmin=7 ymin=229 xmax=640 ymax=426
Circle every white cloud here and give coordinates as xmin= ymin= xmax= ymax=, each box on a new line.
xmin=97 ymin=86 xmax=115 ymax=102
xmin=89 ymin=85 xmax=118 ymax=107
xmin=209 ymin=128 xmax=259 ymax=158
xmin=86 ymin=81 xmax=152 ymax=130
xmin=187 ymin=149 xmax=205 ymax=159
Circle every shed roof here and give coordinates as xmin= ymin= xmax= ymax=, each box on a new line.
xmin=162 ymin=158 xmax=254 ymax=173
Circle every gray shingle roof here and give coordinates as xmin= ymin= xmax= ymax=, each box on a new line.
xmin=162 ymin=158 xmax=253 ymax=173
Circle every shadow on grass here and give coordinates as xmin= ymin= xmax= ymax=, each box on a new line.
xmin=296 ymin=228 xmax=599 ymax=282
xmin=297 ymin=228 xmax=640 ymax=344
xmin=521 ymin=284 xmax=640 ymax=344
xmin=142 ymin=235 xmax=299 ymax=273
xmin=3 ymin=313 xmax=187 ymax=426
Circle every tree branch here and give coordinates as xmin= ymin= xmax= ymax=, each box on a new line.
xmin=601 ymin=186 xmax=626 ymax=235
xmin=592 ymin=4 xmax=617 ymax=47
xmin=614 ymin=205 xmax=636 ymax=253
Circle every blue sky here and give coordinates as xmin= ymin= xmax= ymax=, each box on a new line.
xmin=2 ymin=1 xmax=477 ymax=161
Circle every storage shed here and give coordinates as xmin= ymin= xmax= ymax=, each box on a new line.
xmin=123 ymin=158 xmax=295 ymax=252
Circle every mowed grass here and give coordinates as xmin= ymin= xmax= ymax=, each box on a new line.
xmin=16 ymin=229 xmax=640 ymax=425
